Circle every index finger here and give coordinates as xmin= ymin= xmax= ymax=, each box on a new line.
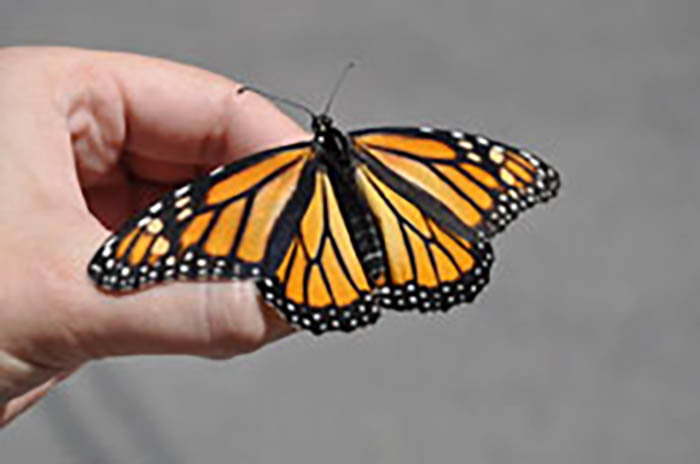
xmin=93 ymin=50 xmax=310 ymax=165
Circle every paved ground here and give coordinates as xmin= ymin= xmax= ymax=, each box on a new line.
xmin=2 ymin=1 xmax=699 ymax=462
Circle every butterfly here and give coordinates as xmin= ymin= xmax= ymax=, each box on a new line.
xmin=88 ymin=65 xmax=560 ymax=335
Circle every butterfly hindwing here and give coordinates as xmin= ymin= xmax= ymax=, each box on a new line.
xmin=351 ymin=127 xmax=560 ymax=237
xmin=89 ymin=142 xmax=313 ymax=290
xmin=356 ymin=162 xmax=493 ymax=312
xmin=257 ymin=168 xmax=380 ymax=334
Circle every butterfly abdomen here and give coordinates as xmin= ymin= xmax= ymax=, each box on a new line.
xmin=347 ymin=211 xmax=384 ymax=283
xmin=323 ymin=160 xmax=386 ymax=285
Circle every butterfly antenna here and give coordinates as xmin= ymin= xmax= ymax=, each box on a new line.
xmin=237 ymin=85 xmax=317 ymax=120
xmin=322 ymin=61 xmax=356 ymax=115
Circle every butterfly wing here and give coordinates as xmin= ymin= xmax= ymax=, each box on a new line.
xmin=88 ymin=142 xmax=314 ymax=290
xmin=354 ymin=158 xmax=494 ymax=312
xmin=257 ymin=168 xmax=380 ymax=334
xmin=351 ymin=127 xmax=560 ymax=237
xmin=350 ymin=126 xmax=559 ymax=312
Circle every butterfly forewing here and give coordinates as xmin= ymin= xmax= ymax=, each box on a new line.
xmin=351 ymin=127 xmax=560 ymax=237
xmin=89 ymin=142 xmax=313 ymax=290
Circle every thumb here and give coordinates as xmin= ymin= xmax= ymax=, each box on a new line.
xmin=67 ymin=209 xmax=295 ymax=362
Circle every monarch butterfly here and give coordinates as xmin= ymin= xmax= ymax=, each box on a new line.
xmin=88 ymin=65 xmax=560 ymax=335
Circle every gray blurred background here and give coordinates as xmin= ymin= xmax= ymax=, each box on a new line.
xmin=2 ymin=0 xmax=699 ymax=462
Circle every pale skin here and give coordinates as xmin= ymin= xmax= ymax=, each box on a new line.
xmin=0 ymin=46 xmax=307 ymax=427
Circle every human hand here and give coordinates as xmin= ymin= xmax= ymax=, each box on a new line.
xmin=0 ymin=46 xmax=306 ymax=427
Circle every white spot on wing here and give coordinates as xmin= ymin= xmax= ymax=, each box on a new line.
xmin=175 ymin=197 xmax=190 ymax=209
xmin=460 ymin=141 xmax=475 ymax=152
xmin=175 ymin=185 xmax=190 ymax=198
xmin=149 ymin=202 xmax=162 ymax=214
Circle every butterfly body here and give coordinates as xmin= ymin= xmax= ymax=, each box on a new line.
xmin=311 ymin=117 xmax=387 ymax=285
xmin=89 ymin=112 xmax=560 ymax=335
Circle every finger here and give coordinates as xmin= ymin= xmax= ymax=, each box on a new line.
xmin=74 ymin=50 xmax=309 ymax=176
xmin=0 ymin=47 xmax=309 ymax=201
xmin=86 ymin=275 xmax=295 ymax=359
xmin=65 ymin=215 xmax=295 ymax=361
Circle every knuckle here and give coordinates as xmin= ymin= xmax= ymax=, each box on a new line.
xmin=199 ymin=283 xmax=270 ymax=358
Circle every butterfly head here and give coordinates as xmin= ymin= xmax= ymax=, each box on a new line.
xmin=312 ymin=114 xmax=334 ymax=133
xmin=312 ymin=114 xmax=349 ymax=156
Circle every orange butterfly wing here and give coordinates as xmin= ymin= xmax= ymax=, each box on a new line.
xmin=351 ymin=127 xmax=560 ymax=237
xmin=355 ymin=160 xmax=493 ymax=312
xmin=258 ymin=169 xmax=380 ymax=333
xmin=89 ymin=142 xmax=313 ymax=290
